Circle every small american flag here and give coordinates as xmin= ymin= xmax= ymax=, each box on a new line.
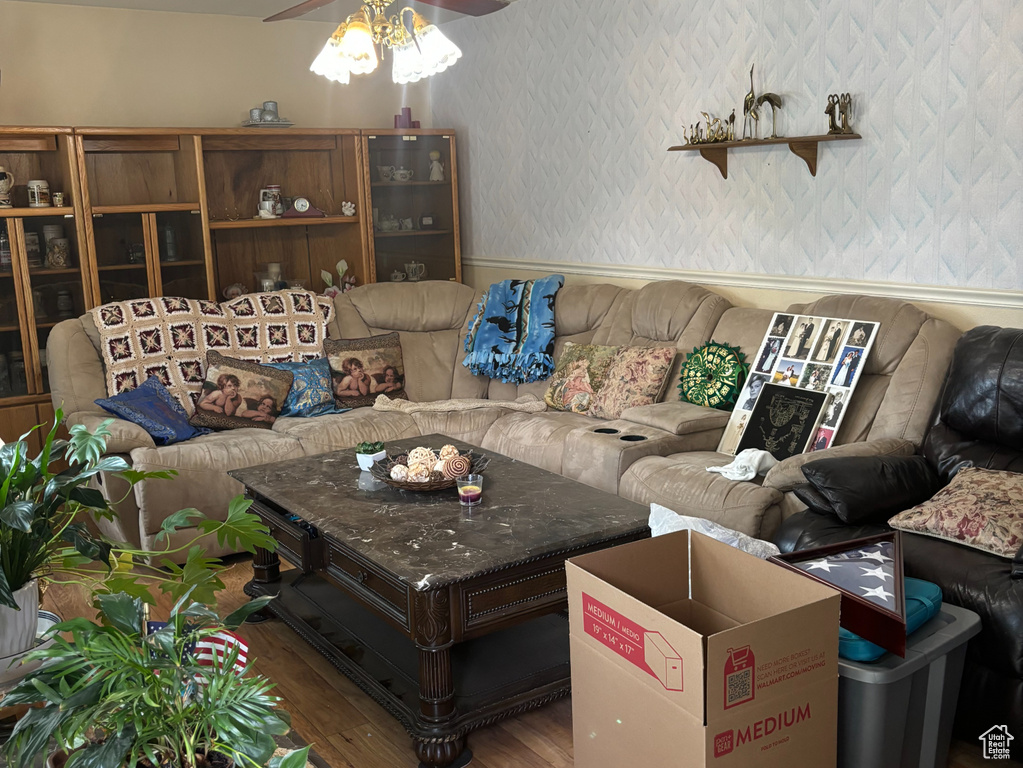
xmin=145 ymin=622 xmax=249 ymax=678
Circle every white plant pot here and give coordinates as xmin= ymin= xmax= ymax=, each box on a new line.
xmin=357 ymin=450 xmax=386 ymax=471
xmin=0 ymin=579 xmax=39 ymax=657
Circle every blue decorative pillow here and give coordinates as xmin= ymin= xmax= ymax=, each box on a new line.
xmin=96 ymin=376 xmax=211 ymax=446
xmin=265 ymin=358 xmax=337 ymax=418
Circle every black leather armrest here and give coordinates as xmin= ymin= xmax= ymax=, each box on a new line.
xmin=1014 ymin=543 xmax=1023 ymax=580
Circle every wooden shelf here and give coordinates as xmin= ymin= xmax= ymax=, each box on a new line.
xmin=374 ymin=229 xmax=453 ymax=238
xmin=208 ymin=215 xmax=359 ymax=230
xmin=35 ymin=320 xmax=66 ymax=328
xmin=97 ymin=263 xmax=147 ymax=271
xmin=92 ymin=203 xmax=200 ymax=214
xmin=0 ymin=324 xmax=20 ymax=332
xmin=28 ymin=267 xmax=80 ymax=276
xmin=0 ymin=207 xmax=75 ymax=218
xmin=370 ymin=181 xmax=450 ymax=188
xmin=668 ymin=133 xmax=861 ymax=178
xmin=159 ymin=259 xmax=205 ymax=267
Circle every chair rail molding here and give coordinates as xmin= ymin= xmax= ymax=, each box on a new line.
xmin=463 ymin=257 xmax=1023 ymax=311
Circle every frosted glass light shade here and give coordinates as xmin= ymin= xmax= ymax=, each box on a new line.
xmin=338 ymin=9 xmax=378 ymax=75
xmin=392 ymin=39 xmax=426 ymax=84
xmin=415 ymin=23 xmax=462 ymax=74
xmin=310 ymin=38 xmax=351 ymax=84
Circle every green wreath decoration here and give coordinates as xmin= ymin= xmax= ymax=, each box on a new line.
xmin=677 ymin=341 xmax=749 ymax=411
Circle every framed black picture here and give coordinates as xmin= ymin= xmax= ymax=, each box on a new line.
xmin=735 ymin=383 xmax=830 ymax=460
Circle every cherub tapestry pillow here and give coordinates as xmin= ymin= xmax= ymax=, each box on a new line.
xmin=323 ymin=332 xmax=409 ymax=409
xmin=188 ymin=351 xmax=294 ymax=431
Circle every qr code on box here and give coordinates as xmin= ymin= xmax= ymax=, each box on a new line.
xmin=726 ymin=668 xmax=753 ymax=706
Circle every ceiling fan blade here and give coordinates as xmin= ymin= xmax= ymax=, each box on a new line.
xmin=415 ymin=0 xmax=511 ymax=17
xmin=263 ymin=0 xmax=337 ymax=22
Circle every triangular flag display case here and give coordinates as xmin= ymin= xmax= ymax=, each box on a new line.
xmin=771 ymin=532 xmax=907 ymax=657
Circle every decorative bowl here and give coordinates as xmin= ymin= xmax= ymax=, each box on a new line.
xmin=370 ymin=450 xmax=490 ymax=492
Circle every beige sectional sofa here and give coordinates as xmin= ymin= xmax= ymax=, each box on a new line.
xmin=47 ymin=280 xmax=960 ymax=557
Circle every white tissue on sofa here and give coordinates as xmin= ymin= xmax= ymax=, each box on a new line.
xmin=706 ymin=448 xmax=778 ymax=481
xmin=648 ymin=503 xmax=781 ymax=559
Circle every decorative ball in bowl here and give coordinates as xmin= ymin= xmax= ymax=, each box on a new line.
xmin=370 ymin=444 xmax=490 ymax=491
xmin=355 ymin=441 xmax=387 ymax=471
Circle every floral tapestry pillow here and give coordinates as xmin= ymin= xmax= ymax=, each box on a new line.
xmin=589 ymin=346 xmax=678 ymax=420
xmin=324 ymin=332 xmax=409 ymax=409
xmin=543 ymin=342 xmax=620 ymax=414
xmin=189 ymin=351 xmax=294 ymax=431
xmin=888 ymin=467 xmax=1023 ymax=558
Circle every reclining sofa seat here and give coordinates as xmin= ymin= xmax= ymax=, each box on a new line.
xmin=482 ymin=281 xmax=731 ymax=475
xmin=775 ymin=325 xmax=1023 ymax=734
xmin=619 ymin=295 xmax=961 ymax=539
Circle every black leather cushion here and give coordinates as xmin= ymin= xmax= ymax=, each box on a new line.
xmin=940 ymin=325 xmax=1023 ymax=449
xmin=791 ymin=483 xmax=836 ymax=515
xmin=800 ymin=455 xmax=941 ymax=525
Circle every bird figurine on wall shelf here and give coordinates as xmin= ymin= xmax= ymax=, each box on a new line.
xmin=755 ymin=92 xmax=783 ymax=138
xmin=742 ymin=65 xmax=759 ymax=140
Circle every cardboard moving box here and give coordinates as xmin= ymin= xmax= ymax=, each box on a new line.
xmin=567 ymin=530 xmax=841 ymax=768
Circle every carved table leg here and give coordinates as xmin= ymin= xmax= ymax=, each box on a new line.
xmin=246 ymin=545 xmax=281 ymax=624
xmin=414 ymin=588 xmax=472 ymax=768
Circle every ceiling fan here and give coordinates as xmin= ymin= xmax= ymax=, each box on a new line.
xmin=263 ymin=0 xmax=511 ymax=22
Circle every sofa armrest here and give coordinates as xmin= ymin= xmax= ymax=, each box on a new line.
xmin=65 ymin=412 xmax=156 ymax=453
xmin=619 ymin=402 xmax=730 ymax=436
xmin=762 ymin=438 xmax=916 ymax=492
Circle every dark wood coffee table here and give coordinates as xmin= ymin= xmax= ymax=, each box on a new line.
xmin=230 ymin=434 xmax=648 ymax=768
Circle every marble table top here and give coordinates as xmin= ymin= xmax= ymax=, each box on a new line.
xmin=230 ymin=434 xmax=649 ymax=590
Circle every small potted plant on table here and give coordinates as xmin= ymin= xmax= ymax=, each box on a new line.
xmin=355 ymin=441 xmax=386 ymax=471
xmin=1 ymin=592 xmax=310 ymax=768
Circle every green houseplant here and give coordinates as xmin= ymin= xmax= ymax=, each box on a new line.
xmin=1 ymin=592 xmax=309 ymax=768
xmin=354 ymin=441 xmax=385 ymax=471
xmin=0 ymin=412 xmax=276 ymax=657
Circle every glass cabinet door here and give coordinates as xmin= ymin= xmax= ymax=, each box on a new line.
xmin=0 ymin=220 xmax=30 ymax=397
xmin=92 ymin=212 xmax=151 ymax=303
xmin=365 ymin=132 xmax=460 ymax=283
xmin=153 ymin=210 xmax=209 ymax=299
xmin=16 ymin=216 xmax=89 ymax=394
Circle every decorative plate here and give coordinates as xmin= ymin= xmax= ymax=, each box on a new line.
xmin=678 ymin=341 xmax=749 ymax=410
xmin=370 ymin=450 xmax=490 ymax=492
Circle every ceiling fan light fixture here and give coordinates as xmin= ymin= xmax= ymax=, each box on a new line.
xmin=310 ymin=1 xmax=462 ymax=85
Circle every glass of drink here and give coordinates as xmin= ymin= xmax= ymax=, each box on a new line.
xmin=457 ymin=475 xmax=483 ymax=507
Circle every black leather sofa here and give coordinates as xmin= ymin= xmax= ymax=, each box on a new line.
xmin=775 ymin=325 xmax=1023 ymax=736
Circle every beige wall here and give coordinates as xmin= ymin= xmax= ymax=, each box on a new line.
xmin=0 ymin=0 xmax=429 ymax=128
xmin=464 ymin=264 xmax=1023 ymax=333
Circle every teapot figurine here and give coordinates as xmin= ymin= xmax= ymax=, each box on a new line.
xmin=0 ymin=167 xmax=13 ymax=208
xmin=378 ymin=214 xmax=400 ymax=232
xmin=404 ymin=261 xmax=426 ymax=282
xmin=393 ymin=167 xmax=415 ymax=183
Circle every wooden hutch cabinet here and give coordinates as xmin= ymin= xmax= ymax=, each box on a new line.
xmin=0 ymin=125 xmax=462 ymax=445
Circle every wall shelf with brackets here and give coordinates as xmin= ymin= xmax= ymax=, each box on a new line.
xmin=668 ymin=133 xmax=861 ymax=179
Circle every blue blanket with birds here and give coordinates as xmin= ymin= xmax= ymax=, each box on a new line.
xmin=462 ymin=275 xmax=564 ymax=384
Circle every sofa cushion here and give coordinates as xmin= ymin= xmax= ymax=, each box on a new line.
xmin=272 ymin=409 xmax=419 ymax=456
xmin=619 ymin=451 xmax=783 ymax=537
xmin=481 ymin=410 xmax=595 ymax=474
xmin=96 ymin=375 xmax=211 ymax=445
xmin=677 ymin=341 xmax=749 ymax=410
xmin=589 ymin=346 xmax=676 ymax=420
xmin=889 ymin=467 xmax=1023 ymax=558
xmin=265 ymin=358 xmax=337 ymax=418
xmin=324 ymin=332 xmax=408 ymax=408
xmin=190 ymin=352 xmax=293 ymax=430
xmin=543 ymin=342 xmax=619 ymax=414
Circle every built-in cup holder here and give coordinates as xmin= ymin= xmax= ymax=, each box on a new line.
xmin=594 ymin=428 xmax=620 ymax=434
xmin=619 ymin=434 xmax=648 ymax=442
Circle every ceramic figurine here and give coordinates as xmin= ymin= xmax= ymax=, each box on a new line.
xmin=0 ymin=167 xmax=13 ymax=208
xmin=429 ymin=150 xmax=445 ymax=182
xmin=341 ymin=201 xmax=356 ymax=216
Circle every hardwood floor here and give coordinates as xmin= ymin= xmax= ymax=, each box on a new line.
xmin=38 ymin=557 xmax=1017 ymax=768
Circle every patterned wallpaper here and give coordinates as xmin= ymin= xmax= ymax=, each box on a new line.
xmin=431 ymin=0 xmax=1023 ymax=291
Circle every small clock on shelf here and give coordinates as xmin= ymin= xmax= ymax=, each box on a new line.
xmin=419 ymin=213 xmax=438 ymax=230
xmin=282 ymin=197 xmax=327 ymax=218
